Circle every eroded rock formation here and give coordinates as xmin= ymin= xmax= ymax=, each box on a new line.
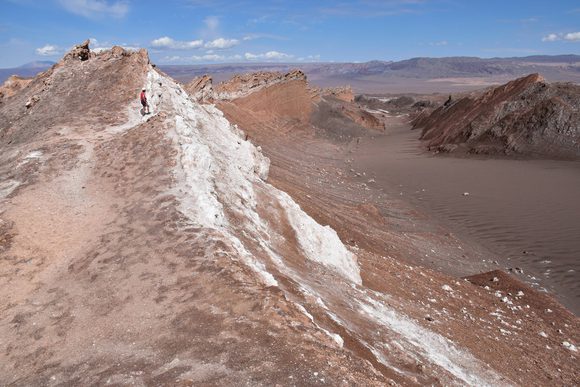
xmin=414 ymin=73 xmax=580 ymax=158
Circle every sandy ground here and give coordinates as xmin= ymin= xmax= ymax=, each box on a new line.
xmin=352 ymin=125 xmax=580 ymax=314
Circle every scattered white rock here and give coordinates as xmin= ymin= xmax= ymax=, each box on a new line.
xmin=442 ymin=285 xmax=453 ymax=292
xmin=562 ymin=341 xmax=577 ymax=352
xmin=539 ymin=331 xmax=548 ymax=338
xmin=516 ymin=291 xmax=524 ymax=297
xmin=462 ymin=192 xmax=470 ymax=196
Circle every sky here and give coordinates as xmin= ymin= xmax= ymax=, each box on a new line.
xmin=0 ymin=0 xmax=578 ymax=68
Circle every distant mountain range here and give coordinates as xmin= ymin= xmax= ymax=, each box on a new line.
xmin=161 ymin=55 xmax=580 ymax=93
xmin=2 ymin=55 xmax=579 ymax=93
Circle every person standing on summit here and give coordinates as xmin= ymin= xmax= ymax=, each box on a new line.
xmin=140 ymin=88 xmax=149 ymax=115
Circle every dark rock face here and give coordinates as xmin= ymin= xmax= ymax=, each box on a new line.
xmin=414 ymin=74 xmax=580 ymax=159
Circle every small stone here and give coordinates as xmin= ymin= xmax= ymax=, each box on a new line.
xmin=425 ymin=316 xmax=434 ymax=322
xmin=492 ymin=277 xmax=499 ymax=282
xmin=562 ymin=341 xmax=577 ymax=352
xmin=442 ymin=284 xmax=453 ymax=292
xmin=462 ymin=192 xmax=470 ymax=196
xmin=539 ymin=331 xmax=548 ymax=338
xmin=516 ymin=291 xmax=524 ymax=297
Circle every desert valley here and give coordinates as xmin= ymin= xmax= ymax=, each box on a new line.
xmin=0 ymin=37 xmax=578 ymax=385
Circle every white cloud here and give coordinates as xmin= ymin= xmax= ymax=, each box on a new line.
xmin=542 ymin=33 xmax=560 ymax=42
xmin=244 ymin=51 xmax=293 ymax=61
xmin=264 ymin=51 xmax=292 ymax=60
xmin=204 ymin=38 xmax=239 ymax=49
xmin=35 ymin=44 xmax=61 ymax=56
xmin=58 ymin=0 xmax=129 ymax=19
xmin=162 ymin=55 xmax=183 ymax=62
xmin=89 ymin=38 xmax=139 ymax=53
xmin=542 ymin=32 xmax=580 ymax=42
xmin=151 ymin=36 xmax=204 ymax=50
xmin=161 ymin=53 xmax=241 ymax=63
xmin=564 ymin=32 xmax=580 ymax=41
xmin=151 ymin=36 xmax=240 ymax=51
xmin=193 ymin=54 xmax=224 ymax=61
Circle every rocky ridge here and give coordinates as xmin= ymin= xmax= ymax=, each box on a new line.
xmin=414 ymin=73 xmax=580 ymax=159
xmin=0 ymin=42 xmax=578 ymax=386
xmin=185 ymin=69 xmax=308 ymax=102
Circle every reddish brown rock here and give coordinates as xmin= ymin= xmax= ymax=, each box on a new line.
xmin=184 ymin=74 xmax=214 ymax=102
xmin=414 ymin=73 xmax=580 ymax=159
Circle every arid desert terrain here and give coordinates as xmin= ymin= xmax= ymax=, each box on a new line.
xmin=0 ymin=41 xmax=578 ymax=386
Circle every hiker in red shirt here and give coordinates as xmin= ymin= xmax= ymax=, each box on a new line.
xmin=140 ymin=88 xmax=149 ymax=114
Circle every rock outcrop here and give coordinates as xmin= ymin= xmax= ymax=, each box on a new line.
xmin=0 ymin=75 xmax=33 ymax=102
xmin=414 ymin=73 xmax=580 ymax=159
xmin=63 ymin=39 xmax=91 ymax=62
xmin=214 ymin=69 xmax=307 ymax=100
xmin=184 ymin=74 xmax=214 ymax=102
xmin=322 ymin=86 xmax=354 ymax=102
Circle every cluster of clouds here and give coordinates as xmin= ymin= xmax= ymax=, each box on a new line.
xmin=150 ymin=33 xmax=300 ymax=63
xmin=151 ymin=37 xmax=239 ymax=50
xmin=542 ymin=32 xmax=580 ymax=42
xmin=30 ymin=1 xmax=310 ymax=64
xmin=36 ymin=44 xmax=61 ymax=56
xmin=163 ymin=51 xmax=295 ymax=63
xmin=34 ymin=34 xmax=300 ymax=63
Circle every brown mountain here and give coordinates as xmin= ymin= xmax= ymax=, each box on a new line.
xmin=414 ymin=73 xmax=580 ymax=159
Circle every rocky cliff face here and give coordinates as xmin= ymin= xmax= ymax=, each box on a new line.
xmin=414 ymin=73 xmax=580 ymax=159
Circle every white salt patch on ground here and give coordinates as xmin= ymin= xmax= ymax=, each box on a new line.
xmin=25 ymin=151 xmax=43 ymax=159
xmin=0 ymin=180 xmax=20 ymax=199
xmin=149 ymin=67 xmax=361 ymax=285
xmin=275 ymin=190 xmax=361 ymax=284
xmin=358 ymin=297 xmax=510 ymax=386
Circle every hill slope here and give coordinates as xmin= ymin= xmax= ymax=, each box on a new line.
xmin=0 ymin=44 xmax=578 ymax=385
xmin=414 ymin=74 xmax=580 ymax=158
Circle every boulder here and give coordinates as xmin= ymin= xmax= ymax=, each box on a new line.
xmin=64 ymin=39 xmax=91 ymax=62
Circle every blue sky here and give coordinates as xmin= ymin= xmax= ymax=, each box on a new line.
xmin=0 ymin=0 xmax=578 ymax=67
